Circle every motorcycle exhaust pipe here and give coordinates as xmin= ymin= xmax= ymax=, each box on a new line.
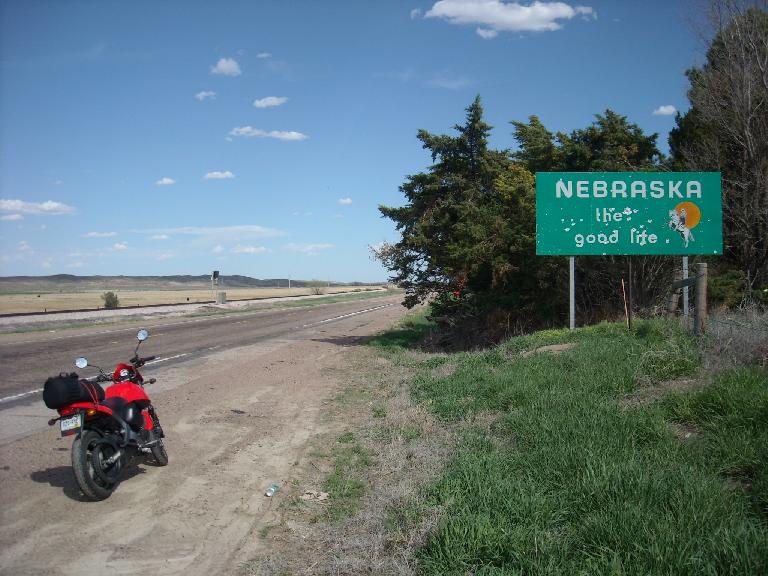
xmin=104 ymin=450 xmax=122 ymax=467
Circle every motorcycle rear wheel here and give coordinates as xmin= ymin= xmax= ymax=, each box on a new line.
xmin=72 ymin=429 xmax=119 ymax=501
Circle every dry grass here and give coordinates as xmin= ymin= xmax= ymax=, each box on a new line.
xmin=706 ymin=306 xmax=768 ymax=369
xmin=241 ymin=347 xmax=453 ymax=576
xmin=0 ymin=286 xmax=379 ymax=314
xmin=621 ymin=376 xmax=708 ymax=409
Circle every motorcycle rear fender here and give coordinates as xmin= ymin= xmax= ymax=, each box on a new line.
xmin=61 ymin=404 xmax=136 ymax=447
xmin=58 ymin=402 xmax=114 ymax=417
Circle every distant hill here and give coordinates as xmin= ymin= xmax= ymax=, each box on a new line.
xmin=0 ymin=275 xmax=380 ymax=293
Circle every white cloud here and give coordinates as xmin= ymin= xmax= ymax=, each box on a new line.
xmin=253 ymin=96 xmax=289 ymax=108
xmin=476 ymin=27 xmax=499 ymax=38
xmin=256 ymin=52 xmax=272 ymax=59
xmin=204 ymin=170 xmax=235 ymax=180
xmin=374 ymin=68 xmax=418 ymax=83
xmin=155 ymin=177 xmax=176 ymax=186
xmin=229 ymin=126 xmax=309 ymax=141
xmin=338 ymin=197 xmax=353 ymax=205
xmin=138 ymin=225 xmax=285 ymax=238
xmin=40 ymin=257 xmax=53 ymax=269
xmin=18 ymin=240 xmax=32 ymax=252
xmin=84 ymin=231 xmax=117 ymax=238
xmin=195 ymin=91 xmax=216 ymax=101
xmin=212 ymin=244 xmax=224 ymax=253
xmin=653 ymin=104 xmax=677 ymax=116
xmin=69 ymin=261 xmax=85 ymax=269
xmin=210 ymin=57 xmax=241 ymax=76
xmin=0 ymin=199 xmax=75 ymax=215
xmin=150 ymin=234 xmax=170 ymax=241
xmin=233 ymin=245 xmax=268 ymax=254
xmin=411 ymin=8 xmax=423 ymax=18
xmin=283 ymin=243 xmax=334 ymax=256
xmin=1 ymin=214 xmax=23 ymax=221
xmin=425 ymin=0 xmax=595 ymax=35
xmin=428 ymin=74 xmax=470 ymax=90
xmin=113 ymin=242 xmax=128 ymax=251
xmin=156 ymin=252 xmax=174 ymax=261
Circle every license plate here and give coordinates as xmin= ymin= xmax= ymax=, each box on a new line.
xmin=60 ymin=414 xmax=82 ymax=436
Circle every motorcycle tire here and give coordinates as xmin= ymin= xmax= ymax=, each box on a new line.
xmin=150 ymin=437 xmax=169 ymax=466
xmin=71 ymin=429 xmax=120 ymax=501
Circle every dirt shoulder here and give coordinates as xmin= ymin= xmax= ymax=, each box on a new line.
xmin=0 ymin=302 xmax=408 ymax=575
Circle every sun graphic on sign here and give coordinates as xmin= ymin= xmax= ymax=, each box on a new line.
xmin=674 ymin=201 xmax=701 ymax=228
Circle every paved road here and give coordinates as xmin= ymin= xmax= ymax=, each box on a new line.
xmin=0 ymin=295 xmax=400 ymax=407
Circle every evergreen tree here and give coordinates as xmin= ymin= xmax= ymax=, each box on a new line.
xmin=377 ymin=97 xmax=547 ymax=337
xmin=512 ymin=112 xmax=669 ymax=319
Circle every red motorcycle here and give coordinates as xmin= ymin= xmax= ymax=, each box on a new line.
xmin=43 ymin=328 xmax=168 ymax=500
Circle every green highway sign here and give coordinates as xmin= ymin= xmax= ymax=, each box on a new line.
xmin=535 ymin=172 xmax=722 ymax=256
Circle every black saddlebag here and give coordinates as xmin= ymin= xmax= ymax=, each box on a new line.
xmin=43 ymin=373 xmax=105 ymax=409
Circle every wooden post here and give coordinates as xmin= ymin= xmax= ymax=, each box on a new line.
xmin=622 ymin=278 xmax=629 ymax=328
xmin=667 ymin=269 xmax=682 ymax=317
xmin=694 ymin=262 xmax=708 ymax=334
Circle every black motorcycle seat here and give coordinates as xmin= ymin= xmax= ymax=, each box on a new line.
xmin=100 ymin=397 xmax=144 ymax=430
xmin=101 ymin=397 xmax=127 ymax=411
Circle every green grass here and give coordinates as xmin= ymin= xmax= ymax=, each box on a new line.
xmin=663 ymin=367 xmax=768 ymax=519
xmin=368 ymin=306 xmax=435 ymax=350
xmin=371 ymin=316 xmax=768 ymax=575
xmin=320 ymin=431 xmax=373 ymax=522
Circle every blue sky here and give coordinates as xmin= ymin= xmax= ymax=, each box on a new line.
xmin=0 ymin=0 xmax=702 ymax=282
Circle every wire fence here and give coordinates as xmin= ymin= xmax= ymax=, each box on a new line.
xmin=701 ymin=306 xmax=768 ymax=369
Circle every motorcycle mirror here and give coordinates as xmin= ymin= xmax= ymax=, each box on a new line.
xmin=137 ymin=329 xmax=149 ymax=342
xmin=74 ymin=357 xmax=88 ymax=369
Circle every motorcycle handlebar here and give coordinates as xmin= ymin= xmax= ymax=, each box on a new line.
xmin=130 ymin=355 xmax=156 ymax=366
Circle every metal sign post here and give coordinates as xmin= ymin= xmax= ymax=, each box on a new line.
xmin=628 ymin=257 xmax=633 ymax=331
xmin=211 ymin=270 xmax=219 ymax=302
xmin=682 ymin=256 xmax=689 ymax=325
xmin=569 ymin=256 xmax=575 ymax=330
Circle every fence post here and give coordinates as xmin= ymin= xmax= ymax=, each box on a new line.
xmin=694 ymin=263 xmax=708 ymax=335
xmin=667 ymin=269 xmax=682 ymax=317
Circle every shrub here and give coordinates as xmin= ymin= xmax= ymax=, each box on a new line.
xmin=101 ymin=291 xmax=119 ymax=309
xmin=308 ymin=281 xmax=326 ymax=295
xmin=709 ymin=270 xmax=747 ymax=308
